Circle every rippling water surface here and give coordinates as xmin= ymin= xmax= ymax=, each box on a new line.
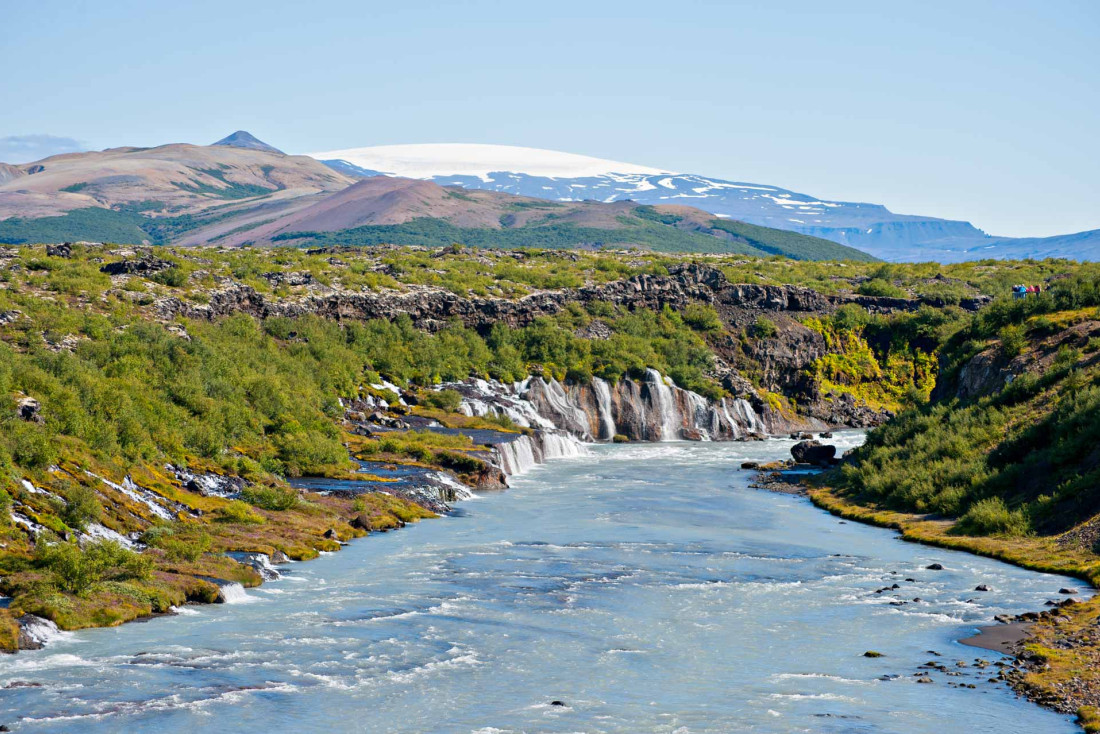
xmin=0 ymin=434 xmax=1084 ymax=732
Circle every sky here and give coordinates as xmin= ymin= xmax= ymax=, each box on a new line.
xmin=2 ymin=0 xmax=1097 ymax=238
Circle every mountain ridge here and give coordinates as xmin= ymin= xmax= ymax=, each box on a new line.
xmin=311 ymin=143 xmax=1099 ymax=263
xmin=0 ymin=140 xmax=871 ymax=260
xmin=212 ymin=130 xmax=284 ymax=154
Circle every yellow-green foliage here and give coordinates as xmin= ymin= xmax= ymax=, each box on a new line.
xmin=805 ymin=313 xmax=937 ymax=411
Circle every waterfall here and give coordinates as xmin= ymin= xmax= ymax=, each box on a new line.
xmin=681 ymin=389 xmax=713 ymax=440
xmin=18 ymin=615 xmax=64 ymax=647
xmin=495 ymin=431 xmax=588 ymax=477
xmin=217 ymin=582 xmax=252 ymax=604
xmin=85 ymin=471 xmax=177 ymax=521
xmin=720 ymin=397 xmax=763 ymax=437
xmin=429 ymin=472 xmax=477 ymax=501
xmin=592 ymin=377 xmax=616 ymax=440
xmin=497 ymin=435 xmax=539 ymax=476
xmin=445 ymin=370 xmax=778 ymax=471
xmin=537 ymin=431 xmax=589 ymax=460
xmin=645 ymin=369 xmax=681 ymax=441
xmin=525 ymin=378 xmax=594 ymax=439
xmin=445 ymin=379 xmax=555 ymax=429
xmin=83 ymin=523 xmax=137 ymax=549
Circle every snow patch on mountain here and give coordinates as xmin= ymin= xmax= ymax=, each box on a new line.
xmin=305 ymin=143 xmax=672 ymax=181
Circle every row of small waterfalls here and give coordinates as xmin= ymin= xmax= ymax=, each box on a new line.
xmin=444 ymin=370 xmax=781 ymax=478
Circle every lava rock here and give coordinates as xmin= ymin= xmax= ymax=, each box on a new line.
xmin=46 ymin=242 xmax=72 ymax=258
xmin=1059 ymin=587 xmax=1078 ymax=594
xmin=790 ymin=440 xmax=836 ymax=465
xmin=16 ymin=396 xmax=42 ymax=424
xmin=270 ymin=550 xmax=290 ymax=564
xmin=740 ymin=461 xmax=760 ymax=470
xmin=100 ymin=257 xmax=173 ymax=276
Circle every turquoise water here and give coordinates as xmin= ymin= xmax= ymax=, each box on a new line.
xmin=0 ymin=436 xmax=1083 ymax=732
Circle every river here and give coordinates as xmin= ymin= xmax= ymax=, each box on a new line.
xmin=0 ymin=434 xmax=1083 ymax=732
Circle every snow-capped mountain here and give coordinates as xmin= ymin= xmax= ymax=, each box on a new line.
xmin=307 ymin=144 xmax=1099 ymax=263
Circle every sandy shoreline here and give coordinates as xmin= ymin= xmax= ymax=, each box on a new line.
xmin=959 ymin=621 xmax=1034 ymax=653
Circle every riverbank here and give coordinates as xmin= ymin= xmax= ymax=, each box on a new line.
xmin=810 ymin=486 xmax=1100 ymax=730
xmin=0 ymin=472 xmax=438 ymax=653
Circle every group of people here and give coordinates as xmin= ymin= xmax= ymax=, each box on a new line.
xmin=1012 ymin=284 xmax=1042 ymax=299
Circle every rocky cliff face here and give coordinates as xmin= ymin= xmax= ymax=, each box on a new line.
xmin=156 ymin=262 xmax=979 ymax=332
xmin=156 ymin=262 xmax=914 ymax=431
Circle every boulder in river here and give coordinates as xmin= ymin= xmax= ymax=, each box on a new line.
xmin=790 ymin=440 xmax=836 ymax=466
xmin=926 ymin=563 xmax=944 ymax=570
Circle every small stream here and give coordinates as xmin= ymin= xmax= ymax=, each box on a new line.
xmin=0 ymin=434 xmax=1084 ymax=732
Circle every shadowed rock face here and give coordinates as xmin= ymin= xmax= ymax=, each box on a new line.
xmin=156 ymin=262 xmax=970 ymax=330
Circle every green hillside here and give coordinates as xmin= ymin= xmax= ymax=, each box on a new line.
xmin=272 ymin=215 xmax=875 ymax=261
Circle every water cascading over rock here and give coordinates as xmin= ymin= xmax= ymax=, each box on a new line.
xmin=444 ymin=370 xmax=779 ymax=476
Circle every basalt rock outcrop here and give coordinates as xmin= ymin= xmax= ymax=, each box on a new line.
xmin=791 ymin=440 xmax=837 ymax=466
xmin=155 ymin=263 xmax=961 ymax=333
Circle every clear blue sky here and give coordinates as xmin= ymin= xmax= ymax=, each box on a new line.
xmin=2 ymin=0 xmax=1097 ymax=237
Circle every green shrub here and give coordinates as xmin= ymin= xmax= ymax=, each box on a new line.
xmin=5 ymin=421 xmax=58 ymax=470
xmin=954 ymin=497 xmax=1030 ymax=536
xmin=998 ymin=324 xmax=1027 ymax=358
xmin=682 ymin=303 xmax=723 ymax=332
xmin=752 ymin=316 xmax=778 ymax=339
xmin=216 ymin=500 xmax=265 ymax=524
xmin=241 ymin=485 xmax=300 ymax=511
xmin=857 ymin=278 xmax=906 ymax=298
xmin=423 ymin=389 xmax=463 ymax=412
xmin=58 ymin=483 xmax=103 ymax=531
xmin=152 ymin=267 xmax=188 ymax=287
xmin=35 ymin=539 xmax=151 ymax=595
xmin=141 ymin=527 xmax=212 ymax=561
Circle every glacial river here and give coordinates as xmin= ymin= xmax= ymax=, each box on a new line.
xmin=0 ymin=435 xmax=1083 ymax=732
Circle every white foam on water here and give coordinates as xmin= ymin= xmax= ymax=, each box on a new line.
xmin=217 ymin=582 xmax=253 ymax=604
xmin=19 ymin=615 xmax=69 ymax=648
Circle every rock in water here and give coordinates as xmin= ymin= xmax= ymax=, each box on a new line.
xmin=16 ymin=615 xmax=58 ymax=650
xmin=790 ymin=440 xmax=836 ymax=465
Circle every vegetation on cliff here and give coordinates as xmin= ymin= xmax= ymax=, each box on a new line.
xmin=817 ymin=270 xmax=1100 ymax=719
